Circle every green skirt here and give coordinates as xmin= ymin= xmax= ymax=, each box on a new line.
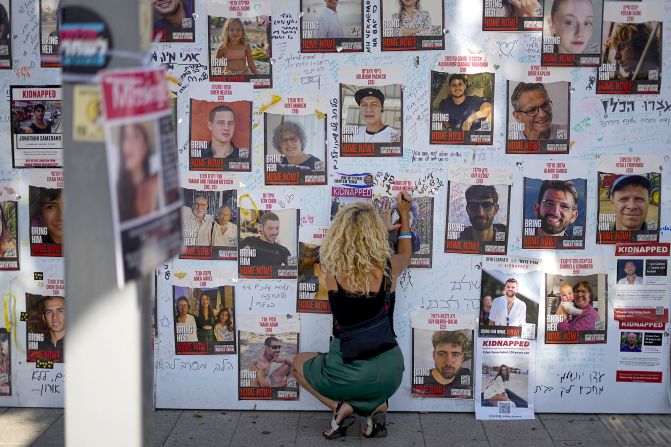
xmin=303 ymin=337 xmax=404 ymax=415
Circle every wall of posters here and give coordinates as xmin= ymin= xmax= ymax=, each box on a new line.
xmin=2 ymin=0 xmax=671 ymax=415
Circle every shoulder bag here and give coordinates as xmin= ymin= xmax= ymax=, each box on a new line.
xmin=337 ymin=270 xmax=398 ymax=363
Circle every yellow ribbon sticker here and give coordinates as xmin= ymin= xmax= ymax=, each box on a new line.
xmin=238 ymin=193 xmax=259 ymax=225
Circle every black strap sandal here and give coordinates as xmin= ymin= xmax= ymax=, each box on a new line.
xmin=323 ymin=402 xmax=355 ymax=440
xmin=362 ymin=411 xmax=387 ymax=438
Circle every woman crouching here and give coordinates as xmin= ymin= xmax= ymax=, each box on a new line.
xmin=293 ymin=191 xmax=413 ymax=439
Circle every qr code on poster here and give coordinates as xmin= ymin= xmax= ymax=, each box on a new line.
xmin=498 ymin=401 xmax=512 ymax=414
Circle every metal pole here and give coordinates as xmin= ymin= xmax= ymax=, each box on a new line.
xmin=62 ymin=0 xmax=152 ymax=445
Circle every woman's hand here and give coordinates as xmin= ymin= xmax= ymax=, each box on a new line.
xmin=396 ymin=191 xmax=413 ymax=217
xmin=379 ymin=198 xmax=400 ymax=232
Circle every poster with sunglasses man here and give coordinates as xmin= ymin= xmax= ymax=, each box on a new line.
xmin=445 ymin=165 xmax=511 ymax=255
xmin=506 ymin=80 xmax=570 ymax=154
xmin=238 ymin=314 xmax=299 ymax=400
xmin=479 ymin=256 xmax=542 ymax=340
xmin=522 ymin=159 xmax=587 ymax=250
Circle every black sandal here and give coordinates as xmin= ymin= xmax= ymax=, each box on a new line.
xmin=362 ymin=411 xmax=387 ymax=438
xmin=323 ymin=402 xmax=355 ymax=439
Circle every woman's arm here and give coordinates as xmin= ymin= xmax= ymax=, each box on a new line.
xmin=246 ymin=44 xmax=258 ymax=74
xmin=390 ymin=191 xmax=413 ymax=284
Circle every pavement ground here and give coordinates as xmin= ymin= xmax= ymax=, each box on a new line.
xmin=1 ymin=408 xmax=671 ymax=446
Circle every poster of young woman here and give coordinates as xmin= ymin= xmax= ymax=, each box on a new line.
xmin=100 ymin=67 xmax=182 ymax=286
xmin=475 ymin=337 xmax=535 ymax=420
xmin=541 ymin=0 xmax=602 ymax=67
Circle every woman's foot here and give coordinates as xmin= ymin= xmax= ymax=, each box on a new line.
xmin=323 ymin=402 xmax=355 ymax=439
xmin=362 ymin=411 xmax=387 ymax=438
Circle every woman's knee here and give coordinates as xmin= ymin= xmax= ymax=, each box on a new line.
xmin=292 ymin=352 xmax=316 ymax=376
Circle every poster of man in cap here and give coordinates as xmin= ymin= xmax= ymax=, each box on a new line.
xmin=340 ymin=67 xmax=403 ymax=157
xmin=596 ymin=155 xmax=661 ymax=244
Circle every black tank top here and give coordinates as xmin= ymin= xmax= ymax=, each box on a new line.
xmin=328 ymin=274 xmax=396 ymax=337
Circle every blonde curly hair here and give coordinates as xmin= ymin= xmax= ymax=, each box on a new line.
xmin=320 ymin=202 xmax=392 ymax=294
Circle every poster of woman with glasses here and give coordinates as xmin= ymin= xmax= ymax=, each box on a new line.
xmin=506 ymin=80 xmax=570 ymax=154
xmin=522 ymin=159 xmax=587 ymax=250
xmin=544 ymin=258 xmax=608 ymax=344
xmin=445 ymin=164 xmax=511 ymax=255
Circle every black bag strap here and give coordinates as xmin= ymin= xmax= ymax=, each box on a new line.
xmin=384 ymin=259 xmax=392 ymax=309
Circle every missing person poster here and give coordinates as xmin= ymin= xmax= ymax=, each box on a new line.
xmin=0 ymin=0 xmax=11 ymax=69
xmin=597 ymin=1 xmax=663 ymax=94
xmin=613 ymin=243 xmax=669 ymax=383
xmin=445 ymin=165 xmax=511 ymax=255
xmin=475 ymin=338 xmax=535 ymax=420
xmin=238 ymin=208 xmax=298 ymax=279
xmin=26 ymin=292 xmax=65 ymax=364
xmin=541 ymin=0 xmax=602 ymax=67
xmin=207 ymin=1 xmax=272 ymax=88
xmin=615 ymin=330 xmax=664 ymax=383
xmin=173 ymin=281 xmax=236 ymax=355
xmin=479 ymin=256 xmax=542 ymax=340
xmin=264 ymin=97 xmax=327 ymax=186
xmin=300 ymin=0 xmax=363 ymax=52
xmin=0 ymin=200 xmax=19 ymax=270
xmin=29 ymin=170 xmax=63 ymax=258
xmin=411 ymin=311 xmax=474 ymax=399
xmin=238 ymin=314 xmax=299 ymax=400
xmin=330 ymin=172 xmax=375 ymax=219
xmin=188 ymin=82 xmax=252 ymax=172
xmin=0 ymin=328 xmax=9 ymax=396
xmin=522 ymin=160 xmax=587 ymax=250
xmin=152 ymin=0 xmax=195 ymax=42
xmin=340 ymin=67 xmax=403 ymax=157
xmin=297 ymin=226 xmax=329 ymax=314
xmin=430 ymin=69 xmax=494 ymax=145
xmin=100 ymin=67 xmax=182 ymax=286
xmin=11 ymin=85 xmax=63 ymax=168
xmin=40 ymin=0 xmax=60 ymax=67
xmin=596 ymin=155 xmax=661 ymax=244
xmin=544 ymin=257 xmax=608 ymax=344
xmin=482 ymin=0 xmax=543 ymax=31
xmin=180 ymin=185 xmax=237 ymax=261
xmin=506 ymin=78 xmax=570 ymax=154
xmin=375 ymin=178 xmax=434 ymax=268
xmin=380 ymin=0 xmax=444 ymax=51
